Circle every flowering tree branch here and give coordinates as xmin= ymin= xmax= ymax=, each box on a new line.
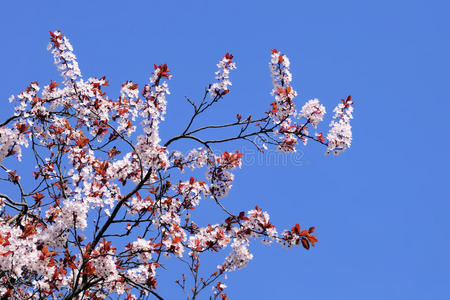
xmin=0 ymin=30 xmax=354 ymax=299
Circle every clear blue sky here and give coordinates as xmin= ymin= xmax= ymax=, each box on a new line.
xmin=1 ymin=1 xmax=449 ymax=299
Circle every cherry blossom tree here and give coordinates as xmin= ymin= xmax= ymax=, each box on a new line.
xmin=0 ymin=30 xmax=353 ymax=299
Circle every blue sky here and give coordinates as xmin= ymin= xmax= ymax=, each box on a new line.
xmin=0 ymin=0 xmax=449 ymax=299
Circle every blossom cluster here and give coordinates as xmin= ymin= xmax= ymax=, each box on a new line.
xmin=326 ymin=95 xmax=354 ymax=154
xmin=48 ymin=30 xmax=81 ymax=84
xmin=300 ymin=98 xmax=326 ymax=128
xmin=208 ymin=151 xmax=243 ymax=199
xmin=171 ymin=147 xmax=208 ymax=172
xmin=208 ymin=53 xmax=237 ymax=98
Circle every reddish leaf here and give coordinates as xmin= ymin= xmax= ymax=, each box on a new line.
xmin=301 ymin=238 xmax=310 ymax=250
